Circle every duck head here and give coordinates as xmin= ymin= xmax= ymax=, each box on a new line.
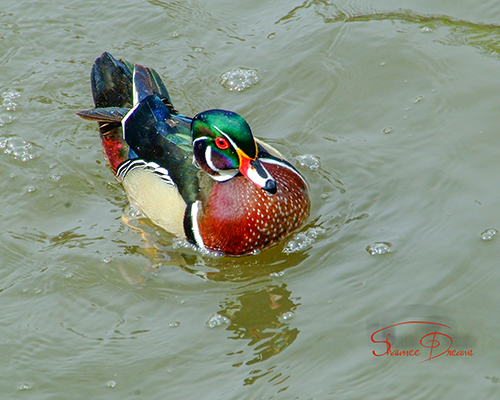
xmin=192 ymin=109 xmax=276 ymax=194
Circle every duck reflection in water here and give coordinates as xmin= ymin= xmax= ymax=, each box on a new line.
xmin=118 ymin=213 xmax=304 ymax=376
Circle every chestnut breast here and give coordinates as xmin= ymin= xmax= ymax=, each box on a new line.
xmin=197 ymin=162 xmax=310 ymax=255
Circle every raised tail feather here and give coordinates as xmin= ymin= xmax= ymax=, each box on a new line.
xmin=77 ymin=53 xmax=179 ymax=174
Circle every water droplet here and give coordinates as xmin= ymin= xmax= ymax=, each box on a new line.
xmin=414 ymin=95 xmax=424 ymax=104
xmin=220 ymin=67 xmax=259 ymax=92
xmin=206 ymin=313 xmax=230 ymax=328
xmin=383 ymin=127 xmax=393 ymax=134
xmin=270 ymin=271 xmax=285 ymax=277
xmin=49 ymin=173 xmax=61 ymax=181
xmin=380 ymin=62 xmax=386 ymax=66
xmin=296 ymin=154 xmax=320 ymax=171
xmin=27 ymin=186 xmax=36 ymax=193
xmin=102 ymin=256 xmax=112 ymax=264
xmin=284 ymin=227 xmax=325 ymax=254
xmin=279 ymin=311 xmax=294 ymax=323
xmin=481 ymin=229 xmax=498 ymax=241
xmin=366 ymin=242 xmax=393 ymax=255
xmin=193 ymin=46 xmax=203 ymax=53
xmin=421 ymin=26 xmax=433 ymax=33
xmin=168 ymin=321 xmax=180 ymax=328
xmin=18 ymin=383 xmax=31 ymax=391
xmin=171 ymin=31 xmax=179 ymax=38
xmin=267 ymin=32 xmax=276 ymax=40
xmin=106 ymin=380 xmax=117 ymax=388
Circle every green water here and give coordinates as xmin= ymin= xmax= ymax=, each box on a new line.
xmin=1 ymin=0 xmax=500 ymax=398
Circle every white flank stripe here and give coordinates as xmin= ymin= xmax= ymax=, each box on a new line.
xmin=117 ymin=159 xmax=175 ymax=186
xmin=191 ymin=200 xmax=206 ymax=250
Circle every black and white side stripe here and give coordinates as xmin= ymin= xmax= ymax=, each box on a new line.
xmin=184 ymin=200 xmax=206 ymax=251
xmin=116 ymin=159 xmax=176 ymax=186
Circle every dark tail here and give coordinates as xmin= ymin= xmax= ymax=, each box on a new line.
xmin=89 ymin=53 xmax=133 ymax=173
xmin=79 ymin=53 xmax=178 ymax=174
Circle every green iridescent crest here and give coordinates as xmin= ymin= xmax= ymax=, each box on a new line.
xmin=192 ymin=109 xmax=257 ymax=159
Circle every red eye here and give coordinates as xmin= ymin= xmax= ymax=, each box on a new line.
xmin=215 ymin=137 xmax=230 ymax=150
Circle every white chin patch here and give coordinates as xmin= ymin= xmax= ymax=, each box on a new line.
xmin=211 ymin=169 xmax=239 ymax=182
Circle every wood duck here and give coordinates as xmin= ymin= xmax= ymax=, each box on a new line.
xmin=77 ymin=52 xmax=310 ymax=256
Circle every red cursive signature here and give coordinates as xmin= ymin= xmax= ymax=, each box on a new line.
xmin=370 ymin=321 xmax=473 ymax=362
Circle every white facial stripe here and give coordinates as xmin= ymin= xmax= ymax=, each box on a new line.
xmin=205 ymin=145 xmax=219 ymax=172
xmin=193 ymin=136 xmax=208 ymax=145
xmin=212 ymin=125 xmax=239 ymax=151
xmin=260 ymin=157 xmax=308 ymax=187
xmin=204 ymin=141 xmax=239 ymax=182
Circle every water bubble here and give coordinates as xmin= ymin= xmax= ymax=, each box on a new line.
xmin=284 ymin=227 xmax=325 ymax=254
xmin=279 ymin=311 xmax=294 ymax=323
xmin=4 ymin=102 xmax=17 ymax=111
xmin=105 ymin=380 xmax=117 ymax=388
xmin=18 ymin=383 xmax=31 ymax=390
xmin=383 ymin=127 xmax=393 ymax=134
xmin=3 ymin=89 xmax=20 ymax=100
xmin=296 ymin=154 xmax=320 ymax=171
xmin=220 ymin=67 xmax=259 ymax=92
xmin=2 ymin=90 xmax=20 ymax=111
xmin=0 ymin=135 xmax=36 ymax=161
xmin=366 ymin=242 xmax=393 ymax=255
xmin=481 ymin=229 xmax=498 ymax=241
xmin=168 ymin=321 xmax=180 ymax=328
xmin=125 ymin=205 xmax=143 ymax=218
xmin=206 ymin=313 xmax=230 ymax=328
xmin=414 ymin=95 xmax=424 ymax=104
xmin=0 ymin=114 xmax=16 ymax=127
